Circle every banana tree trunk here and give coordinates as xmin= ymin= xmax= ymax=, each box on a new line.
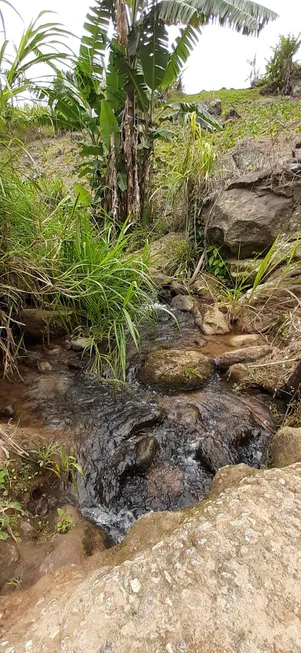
xmin=121 ymin=93 xmax=140 ymax=222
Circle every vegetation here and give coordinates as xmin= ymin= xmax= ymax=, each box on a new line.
xmin=56 ymin=508 xmax=74 ymax=534
xmin=260 ymin=33 xmax=301 ymax=95
xmin=39 ymin=0 xmax=277 ymax=224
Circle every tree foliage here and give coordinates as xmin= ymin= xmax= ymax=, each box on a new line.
xmin=260 ymin=33 xmax=301 ymax=95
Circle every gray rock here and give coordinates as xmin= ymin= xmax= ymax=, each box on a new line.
xmin=216 ymin=345 xmax=272 ymax=370
xmin=136 ymin=436 xmax=159 ymax=471
xmin=207 ymin=98 xmax=222 ymax=117
xmin=3 ymin=464 xmax=301 ymax=652
xmin=170 ymin=294 xmax=194 ymax=312
xmin=206 ymin=167 xmax=301 ymax=257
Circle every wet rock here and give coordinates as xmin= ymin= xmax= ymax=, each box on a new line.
xmin=170 ymin=294 xmax=194 ymax=312
xmin=136 ymin=436 xmax=159 ymax=471
xmin=47 ymin=346 xmax=62 ymax=357
xmin=138 ymin=349 xmax=214 ymax=391
xmin=269 ymin=426 xmax=301 ymax=468
xmin=3 ymin=464 xmax=301 ymax=652
xmin=18 ymin=308 xmax=69 ymax=342
xmin=19 ymin=521 xmax=36 ymax=540
xmin=71 ymin=337 xmax=92 ymax=352
xmin=216 ymin=345 xmax=272 ymax=370
xmin=196 ymin=305 xmax=230 ymax=335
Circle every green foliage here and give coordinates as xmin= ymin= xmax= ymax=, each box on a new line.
xmin=56 ymin=507 xmax=73 ymax=534
xmin=261 ymin=33 xmax=301 ymax=95
xmin=153 ymin=111 xmax=216 ymax=234
xmin=0 ymin=461 xmax=23 ymax=541
xmin=42 ymin=0 xmax=276 ymax=221
xmin=206 ymin=246 xmax=229 ymax=279
xmin=0 ymin=151 xmax=156 ymax=378
xmin=0 ymin=11 xmax=71 ymax=118
xmin=31 ymin=443 xmax=83 ymax=492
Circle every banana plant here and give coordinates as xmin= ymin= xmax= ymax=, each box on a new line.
xmin=0 ymin=10 xmax=71 ymax=116
xmin=45 ymin=0 xmax=278 ymax=222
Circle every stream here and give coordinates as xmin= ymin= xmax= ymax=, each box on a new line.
xmin=0 ymin=306 xmax=275 ymax=544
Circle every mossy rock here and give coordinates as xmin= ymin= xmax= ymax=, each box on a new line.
xmin=138 ymin=348 xmax=214 ymax=392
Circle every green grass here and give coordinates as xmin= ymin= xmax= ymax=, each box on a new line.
xmin=153 ymin=87 xmax=301 ymax=235
xmin=0 ymin=154 xmax=156 ymax=379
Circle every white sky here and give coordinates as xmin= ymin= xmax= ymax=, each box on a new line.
xmin=3 ymin=0 xmax=301 ymax=93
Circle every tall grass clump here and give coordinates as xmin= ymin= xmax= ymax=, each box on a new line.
xmin=0 ymin=155 xmax=155 ymax=379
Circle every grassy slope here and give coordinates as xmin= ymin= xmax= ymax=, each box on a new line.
xmin=152 ymin=88 xmax=301 ymax=230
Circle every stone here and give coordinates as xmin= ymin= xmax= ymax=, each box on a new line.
xmin=197 ymin=305 xmax=230 ymax=335
xmin=190 ymin=272 xmax=222 ymax=302
xmin=18 ymin=308 xmax=69 ymax=342
xmin=206 ymin=167 xmax=300 ymax=257
xmin=70 ymin=337 xmax=92 ymax=352
xmin=269 ymin=426 xmax=301 ymax=468
xmin=227 ymin=363 xmax=250 ymax=384
xmin=138 ymin=349 xmax=214 ymax=391
xmin=2 ymin=464 xmax=301 ymax=652
xmin=223 ymin=107 xmax=241 ymax=121
xmin=207 ymin=98 xmax=222 ymax=117
xmin=216 ymin=345 xmax=272 ymax=369
xmin=36 ymin=360 xmax=53 ymax=373
xmin=170 ymin=294 xmax=194 ymax=312
xmin=136 ymin=436 xmax=159 ymax=471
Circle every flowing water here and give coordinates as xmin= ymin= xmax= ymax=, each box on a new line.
xmin=0 ymin=307 xmax=275 ymax=543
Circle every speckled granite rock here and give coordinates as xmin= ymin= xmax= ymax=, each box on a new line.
xmin=1 ymin=463 xmax=301 ymax=652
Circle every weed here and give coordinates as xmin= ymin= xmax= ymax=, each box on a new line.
xmin=56 ymin=508 xmax=73 ymax=534
xmin=31 ymin=443 xmax=84 ymax=492
xmin=206 ymin=246 xmax=229 ymax=280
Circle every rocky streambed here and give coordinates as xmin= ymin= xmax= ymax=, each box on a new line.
xmin=0 ymin=303 xmax=278 ymax=596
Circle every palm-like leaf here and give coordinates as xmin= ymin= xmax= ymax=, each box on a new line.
xmin=139 ymin=15 xmax=170 ymax=91
xmin=157 ymin=0 xmax=277 ymax=34
xmin=78 ymin=0 xmax=111 ymax=81
xmin=162 ymin=24 xmax=201 ymax=87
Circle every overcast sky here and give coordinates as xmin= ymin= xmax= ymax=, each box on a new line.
xmin=3 ymin=0 xmax=301 ymax=93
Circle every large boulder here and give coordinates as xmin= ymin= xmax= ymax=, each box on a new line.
xmin=206 ymin=165 xmax=301 ymax=257
xmin=138 ymin=348 xmax=214 ymax=391
xmin=269 ymin=426 xmax=301 ymax=468
xmin=2 ymin=463 xmax=301 ymax=652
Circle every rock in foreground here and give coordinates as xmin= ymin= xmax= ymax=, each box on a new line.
xmin=2 ymin=463 xmax=301 ymax=652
